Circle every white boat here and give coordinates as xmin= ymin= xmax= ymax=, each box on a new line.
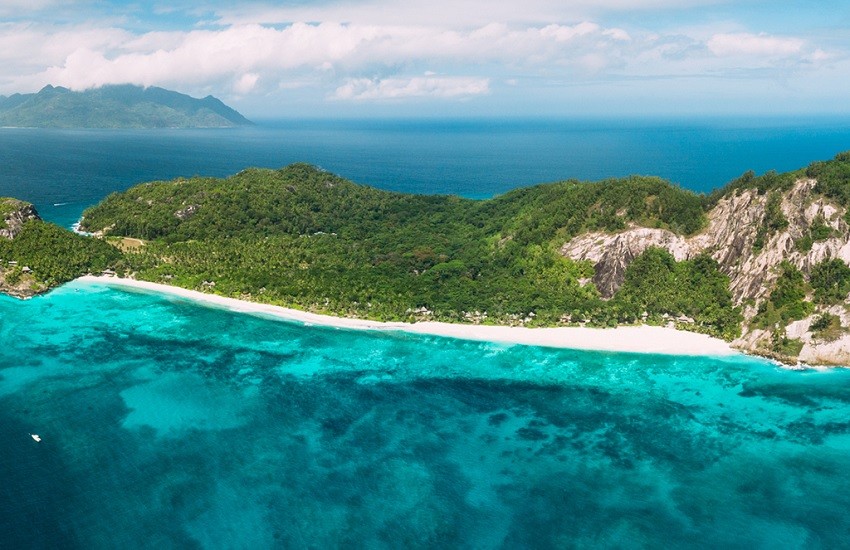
xmin=30 ymin=434 xmax=41 ymax=443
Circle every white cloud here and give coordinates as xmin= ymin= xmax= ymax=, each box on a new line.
xmin=3 ymin=20 xmax=639 ymax=94
xmin=233 ymin=72 xmax=259 ymax=94
xmin=213 ymin=0 xmax=729 ymax=28
xmin=603 ymin=28 xmax=631 ymax=41
xmin=0 ymin=2 xmax=841 ymax=115
xmin=0 ymin=0 xmax=66 ymax=16
xmin=540 ymin=22 xmax=600 ymax=42
xmin=707 ymin=32 xmax=804 ymax=57
xmin=333 ymin=76 xmax=490 ymax=100
xmin=809 ymin=49 xmax=831 ymax=63
xmin=0 ymin=22 xmax=129 ymax=69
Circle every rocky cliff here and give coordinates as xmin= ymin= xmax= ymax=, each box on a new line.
xmin=0 ymin=199 xmax=45 ymax=298
xmin=0 ymin=199 xmax=40 ymax=239
xmin=561 ymin=172 xmax=850 ymax=366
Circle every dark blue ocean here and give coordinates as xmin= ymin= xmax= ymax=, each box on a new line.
xmin=3 ymin=118 xmax=850 ymax=548
xmin=3 ymin=117 xmax=850 ymax=228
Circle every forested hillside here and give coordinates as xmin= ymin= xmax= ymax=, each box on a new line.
xmin=80 ymin=164 xmax=739 ymax=338
xmin=0 ymin=201 xmax=121 ymax=297
xmin=0 ymin=84 xmax=251 ymax=128
xmin=4 ymin=150 xmax=848 ymax=362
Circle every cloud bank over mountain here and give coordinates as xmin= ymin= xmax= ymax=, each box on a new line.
xmin=0 ymin=0 xmax=846 ymax=117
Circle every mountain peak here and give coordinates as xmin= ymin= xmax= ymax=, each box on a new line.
xmin=0 ymin=84 xmax=252 ymax=128
xmin=38 ymin=84 xmax=69 ymax=94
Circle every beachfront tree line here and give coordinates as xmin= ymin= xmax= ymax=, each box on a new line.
xmin=0 ymin=221 xmax=120 ymax=286
xmin=80 ymin=163 xmax=740 ymax=338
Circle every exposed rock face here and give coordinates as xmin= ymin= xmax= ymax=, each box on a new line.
xmin=786 ymin=305 xmax=850 ymax=366
xmin=691 ymin=187 xmax=766 ymax=302
xmin=1 ymin=199 xmax=40 ymax=239
xmin=560 ymin=178 xmax=850 ymax=365
xmin=174 ymin=204 xmax=199 ymax=221
xmin=562 ymin=179 xmax=849 ymax=306
xmin=560 ymin=228 xmax=689 ymax=298
xmin=560 ymin=192 xmax=763 ymax=300
xmin=0 ymin=276 xmax=45 ymax=299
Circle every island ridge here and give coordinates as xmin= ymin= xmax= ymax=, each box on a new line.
xmin=0 ymin=84 xmax=252 ymax=128
xmin=4 ymin=152 xmax=850 ymax=365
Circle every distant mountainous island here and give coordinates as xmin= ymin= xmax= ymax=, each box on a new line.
xmin=0 ymin=84 xmax=252 ymax=128
xmin=4 ymin=152 xmax=850 ymax=365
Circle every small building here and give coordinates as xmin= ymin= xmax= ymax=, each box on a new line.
xmin=21 ymin=266 xmax=32 ymax=273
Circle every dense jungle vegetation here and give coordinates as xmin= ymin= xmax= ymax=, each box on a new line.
xmin=80 ymin=163 xmax=739 ymax=338
xmin=0 ymin=219 xmax=121 ymax=288
xmin=7 ymin=151 xmax=850 ymax=340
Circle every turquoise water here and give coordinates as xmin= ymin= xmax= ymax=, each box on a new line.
xmin=3 ymin=281 xmax=850 ymax=548
xmin=3 ymin=117 xmax=850 ymax=229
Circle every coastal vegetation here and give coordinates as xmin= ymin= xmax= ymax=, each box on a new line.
xmin=79 ymin=163 xmax=735 ymax=337
xmin=810 ymin=258 xmax=850 ymax=305
xmin=4 ymin=150 xmax=850 ymax=360
xmin=613 ymin=249 xmax=741 ymax=339
xmin=0 ymin=208 xmax=121 ymax=296
xmin=709 ymin=151 xmax=850 ymax=209
xmin=0 ymin=198 xmax=21 ymax=221
xmin=751 ymin=262 xmax=813 ymax=329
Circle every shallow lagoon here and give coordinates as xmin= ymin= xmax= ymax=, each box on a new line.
xmin=2 ymin=282 xmax=850 ymax=548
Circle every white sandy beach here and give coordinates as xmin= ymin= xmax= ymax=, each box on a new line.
xmin=75 ymin=275 xmax=738 ymax=357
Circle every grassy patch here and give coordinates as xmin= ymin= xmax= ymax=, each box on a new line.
xmin=811 ymin=312 xmax=843 ymax=342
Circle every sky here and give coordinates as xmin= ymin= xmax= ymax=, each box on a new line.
xmin=1 ymin=0 xmax=849 ymax=118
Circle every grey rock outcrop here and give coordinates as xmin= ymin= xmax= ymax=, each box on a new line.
xmin=560 ymin=228 xmax=689 ymax=298
xmin=560 ymin=177 xmax=850 ymax=365
xmin=1 ymin=199 xmax=40 ymax=240
xmin=562 ymin=178 xmax=849 ymax=307
xmin=174 ymin=204 xmax=199 ymax=221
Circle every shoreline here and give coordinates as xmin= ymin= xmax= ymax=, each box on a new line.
xmin=74 ymin=275 xmax=738 ymax=357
